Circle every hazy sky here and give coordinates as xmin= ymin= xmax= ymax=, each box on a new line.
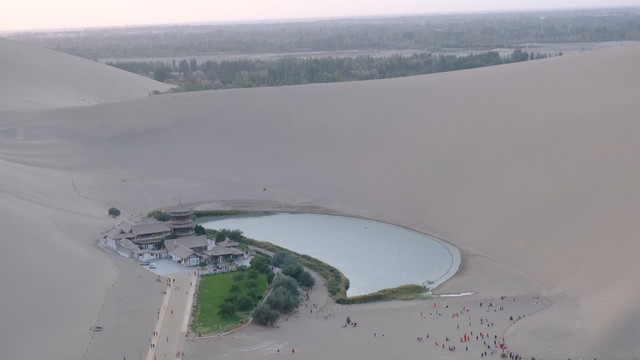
xmin=3 ymin=0 xmax=640 ymax=32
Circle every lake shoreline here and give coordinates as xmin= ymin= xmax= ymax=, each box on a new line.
xmin=196 ymin=202 xmax=461 ymax=297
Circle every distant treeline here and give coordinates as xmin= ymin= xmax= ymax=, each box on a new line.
xmin=10 ymin=8 xmax=640 ymax=59
xmin=109 ymin=49 xmax=547 ymax=91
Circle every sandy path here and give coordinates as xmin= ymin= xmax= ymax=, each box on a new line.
xmin=149 ymin=271 xmax=197 ymax=360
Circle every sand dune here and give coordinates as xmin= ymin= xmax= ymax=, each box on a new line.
xmin=1 ymin=41 xmax=640 ymax=359
xmin=0 ymin=38 xmax=172 ymax=112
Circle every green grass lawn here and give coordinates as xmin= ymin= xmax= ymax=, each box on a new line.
xmin=191 ymin=270 xmax=268 ymax=334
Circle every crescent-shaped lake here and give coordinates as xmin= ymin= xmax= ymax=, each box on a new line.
xmin=201 ymin=213 xmax=460 ymax=296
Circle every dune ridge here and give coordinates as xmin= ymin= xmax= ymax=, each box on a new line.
xmin=1 ymin=41 xmax=639 ymax=359
xmin=0 ymin=38 xmax=172 ymax=112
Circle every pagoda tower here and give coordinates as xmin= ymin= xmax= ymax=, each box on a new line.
xmin=168 ymin=202 xmax=195 ymax=236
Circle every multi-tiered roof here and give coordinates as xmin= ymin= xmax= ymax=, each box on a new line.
xmin=168 ymin=202 xmax=195 ymax=236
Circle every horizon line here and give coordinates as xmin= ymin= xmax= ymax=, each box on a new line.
xmin=2 ymin=5 xmax=638 ymax=35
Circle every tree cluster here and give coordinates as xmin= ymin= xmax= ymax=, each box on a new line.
xmin=110 ymin=49 xmax=545 ymax=91
xmin=272 ymin=252 xmax=315 ymax=289
xmin=214 ymin=228 xmax=244 ymax=242
xmin=147 ymin=210 xmax=170 ymax=221
xmin=252 ymin=275 xmax=300 ymax=326
xmin=218 ymin=266 xmax=269 ymax=319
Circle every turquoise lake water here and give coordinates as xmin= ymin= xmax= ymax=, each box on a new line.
xmin=201 ymin=213 xmax=460 ymax=296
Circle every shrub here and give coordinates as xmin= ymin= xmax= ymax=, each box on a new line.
xmin=148 ymin=210 xmax=170 ymax=221
xmin=193 ymin=210 xmax=247 ymax=217
xmin=247 ymin=270 xmax=259 ymax=279
xmin=108 ymin=207 xmax=121 ymax=217
xmin=336 ymin=284 xmax=428 ymax=304
xmin=270 ymin=275 xmax=299 ymax=295
xmin=219 ymin=228 xmax=243 ymax=241
xmin=272 ymin=252 xmax=296 ymax=267
xmin=252 ymin=303 xmax=279 ymax=326
xmin=237 ymin=296 xmax=255 ymax=311
xmin=246 ymin=291 xmax=260 ymax=302
xmin=194 ymin=224 xmax=206 ymax=235
xmin=266 ymin=287 xmax=299 ymax=313
xmin=250 ymin=255 xmax=271 ymax=274
xmin=218 ymin=302 xmax=236 ymax=318
xmin=283 ymin=263 xmax=303 ymax=279
xmin=297 ymin=270 xmax=316 ymax=288
xmin=282 ymin=263 xmax=315 ymax=289
xmin=224 ymin=295 xmax=238 ymax=304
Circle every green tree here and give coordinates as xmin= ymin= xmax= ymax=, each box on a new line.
xmin=247 ymin=270 xmax=259 ymax=279
xmin=250 ymin=255 xmax=271 ymax=274
xmin=266 ymin=287 xmax=299 ymax=313
xmin=224 ymin=295 xmax=238 ymax=305
xmin=218 ymin=302 xmax=236 ymax=318
xmin=153 ymin=64 xmax=171 ymax=82
xmin=297 ymin=270 xmax=316 ymax=288
xmin=237 ymin=296 xmax=255 ymax=311
xmin=194 ymin=224 xmax=206 ymax=235
xmin=148 ymin=210 xmax=170 ymax=221
xmin=272 ymin=252 xmax=295 ymax=268
xmin=219 ymin=228 xmax=243 ymax=241
xmin=108 ymin=207 xmax=121 ymax=217
xmin=270 ymin=275 xmax=299 ymax=295
xmin=178 ymin=59 xmax=190 ymax=74
xmin=252 ymin=303 xmax=279 ymax=326
xmin=283 ymin=263 xmax=303 ymax=279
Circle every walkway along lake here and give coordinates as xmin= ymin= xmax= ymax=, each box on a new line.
xmin=200 ymin=213 xmax=460 ymax=297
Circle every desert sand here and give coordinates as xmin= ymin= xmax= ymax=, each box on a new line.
xmin=0 ymin=38 xmax=172 ymax=111
xmin=1 ymin=38 xmax=640 ymax=359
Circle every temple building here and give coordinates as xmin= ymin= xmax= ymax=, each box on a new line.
xmin=168 ymin=202 xmax=195 ymax=237
xmin=101 ymin=202 xmax=250 ymax=267
xmin=205 ymin=238 xmax=245 ymax=263
xmin=165 ymin=235 xmax=210 ymax=266
xmin=100 ymin=216 xmax=171 ymax=260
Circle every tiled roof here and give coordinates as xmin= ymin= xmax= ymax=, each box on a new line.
xmin=168 ymin=202 xmax=192 ymax=214
xmin=131 ymin=222 xmax=171 ymax=236
xmin=176 ymin=235 xmax=208 ymax=249
xmin=104 ymin=217 xmax=170 ymax=238
xmin=205 ymin=246 xmax=244 ymax=257
xmin=218 ymin=238 xmax=240 ymax=247
xmin=165 ymin=235 xmax=208 ymax=251
xmin=170 ymin=244 xmax=195 ymax=259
